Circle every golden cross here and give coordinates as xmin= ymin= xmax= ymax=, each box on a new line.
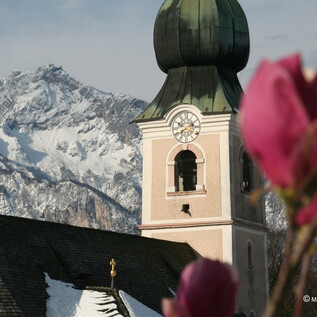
xmin=110 ymin=258 xmax=116 ymax=278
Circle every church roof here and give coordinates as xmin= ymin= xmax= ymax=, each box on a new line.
xmin=0 ymin=215 xmax=198 ymax=316
xmin=154 ymin=0 xmax=249 ymax=74
xmin=134 ymin=65 xmax=243 ymax=122
xmin=134 ymin=0 xmax=249 ymax=123
xmin=45 ymin=275 xmax=162 ymax=317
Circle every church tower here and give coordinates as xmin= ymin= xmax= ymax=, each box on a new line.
xmin=134 ymin=0 xmax=268 ymax=315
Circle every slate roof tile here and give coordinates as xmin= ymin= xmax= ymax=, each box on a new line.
xmin=0 ymin=215 xmax=198 ymax=316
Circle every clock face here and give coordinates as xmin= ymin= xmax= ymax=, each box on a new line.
xmin=171 ymin=111 xmax=201 ymax=143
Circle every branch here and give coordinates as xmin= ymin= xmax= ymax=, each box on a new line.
xmin=293 ymin=251 xmax=311 ymax=317
xmin=262 ymin=215 xmax=317 ymax=317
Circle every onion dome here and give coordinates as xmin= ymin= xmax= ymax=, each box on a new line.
xmin=154 ymin=0 xmax=249 ymax=74
xmin=134 ymin=0 xmax=249 ymax=123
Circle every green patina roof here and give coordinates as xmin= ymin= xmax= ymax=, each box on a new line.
xmin=154 ymin=0 xmax=249 ymax=73
xmin=134 ymin=0 xmax=249 ymax=123
xmin=134 ymin=65 xmax=243 ymax=122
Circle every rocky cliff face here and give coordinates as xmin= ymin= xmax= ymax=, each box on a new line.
xmin=0 ymin=65 xmax=147 ymax=234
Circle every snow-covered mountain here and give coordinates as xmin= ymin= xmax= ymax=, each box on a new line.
xmin=0 ymin=64 xmax=287 ymax=235
xmin=0 ymin=64 xmax=147 ymax=234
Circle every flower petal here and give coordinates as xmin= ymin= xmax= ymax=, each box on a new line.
xmin=290 ymin=121 xmax=317 ymax=187
xmin=306 ymin=75 xmax=317 ymax=120
xmin=296 ymin=194 xmax=317 ymax=225
xmin=176 ymin=259 xmax=238 ymax=317
xmin=240 ymin=56 xmax=310 ymax=187
xmin=162 ymin=298 xmax=191 ymax=317
xmin=278 ymin=54 xmax=317 ymax=120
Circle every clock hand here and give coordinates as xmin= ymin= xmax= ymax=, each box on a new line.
xmin=184 ymin=127 xmax=199 ymax=134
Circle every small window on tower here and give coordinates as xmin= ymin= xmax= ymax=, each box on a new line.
xmin=249 ymin=310 xmax=256 ymax=317
xmin=175 ymin=150 xmax=197 ymax=192
xmin=242 ymin=152 xmax=252 ymax=193
xmin=247 ymin=240 xmax=254 ymax=270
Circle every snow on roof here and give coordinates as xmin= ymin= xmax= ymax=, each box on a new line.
xmin=45 ymin=273 xmax=124 ymax=317
xmin=45 ymin=273 xmax=163 ymax=317
xmin=119 ymin=291 xmax=163 ymax=317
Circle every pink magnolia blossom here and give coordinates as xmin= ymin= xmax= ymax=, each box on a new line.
xmin=296 ymin=194 xmax=317 ymax=225
xmin=162 ymin=258 xmax=239 ymax=317
xmin=240 ymin=54 xmax=317 ymax=189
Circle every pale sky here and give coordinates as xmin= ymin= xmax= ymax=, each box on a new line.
xmin=0 ymin=0 xmax=316 ymax=102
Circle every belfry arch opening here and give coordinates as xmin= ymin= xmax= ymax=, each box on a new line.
xmin=242 ymin=152 xmax=252 ymax=192
xmin=175 ymin=150 xmax=197 ymax=192
xmin=166 ymin=143 xmax=205 ymax=195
